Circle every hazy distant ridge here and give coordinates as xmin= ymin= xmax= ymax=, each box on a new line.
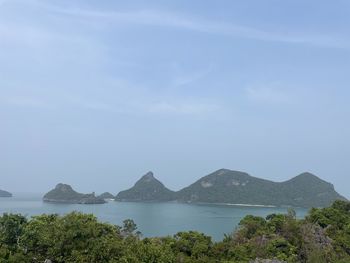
xmin=0 ymin=189 xmax=12 ymax=197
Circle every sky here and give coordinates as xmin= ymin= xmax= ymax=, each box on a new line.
xmin=1 ymin=0 xmax=350 ymax=197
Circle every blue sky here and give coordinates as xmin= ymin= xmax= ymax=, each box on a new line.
xmin=1 ymin=0 xmax=350 ymax=197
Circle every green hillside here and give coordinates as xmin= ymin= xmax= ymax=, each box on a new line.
xmin=176 ymin=169 xmax=346 ymax=207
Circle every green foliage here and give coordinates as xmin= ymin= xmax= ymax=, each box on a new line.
xmin=239 ymin=215 xmax=267 ymax=239
xmin=172 ymin=231 xmax=213 ymax=261
xmin=0 ymin=213 xmax=27 ymax=250
xmin=19 ymin=212 xmax=123 ymax=262
xmin=266 ymin=238 xmax=297 ymax=262
xmin=0 ymin=201 xmax=350 ymax=262
xmin=306 ymin=200 xmax=350 ymax=262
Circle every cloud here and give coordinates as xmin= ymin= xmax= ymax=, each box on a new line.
xmin=1 ymin=1 xmax=347 ymax=50
xmin=172 ymin=67 xmax=213 ymax=87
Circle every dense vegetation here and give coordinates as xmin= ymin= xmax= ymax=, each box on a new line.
xmin=115 ymin=169 xmax=346 ymax=207
xmin=1 ymin=200 xmax=350 ymax=262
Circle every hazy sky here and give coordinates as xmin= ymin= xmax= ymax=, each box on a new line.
xmin=1 ymin=0 xmax=350 ymax=197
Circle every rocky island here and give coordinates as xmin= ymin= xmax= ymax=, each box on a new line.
xmin=0 ymin=189 xmax=12 ymax=197
xmin=116 ymin=169 xmax=346 ymax=207
xmin=43 ymin=184 xmax=106 ymax=204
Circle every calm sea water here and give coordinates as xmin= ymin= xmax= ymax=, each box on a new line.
xmin=0 ymin=193 xmax=308 ymax=241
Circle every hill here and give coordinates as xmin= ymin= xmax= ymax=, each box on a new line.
xmin=176 ymin=169 xmax=346 ymax=207
xmin=43 ymin=184 xmax=106 ymax=204
xmin=0 ymin=189 xmax=12 ymax=197
xmin=115 ymin=172 xmax=175 ymax=201
xmin=278 ymin=172 xmax=346 ymax=207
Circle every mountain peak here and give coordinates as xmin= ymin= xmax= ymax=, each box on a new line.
xmin=288 ymin=172 xmax=326 ymax=183
xmin=141 ymin=171 xmax=155 ymax=181
xmin=296 ymin=172 xmax=317 ymax=178
xmin=55 ymin=183 xmax=74 ymax=192
xmin=215 ymin=168 xmax=231 ymax=175
xmin=116 ymin=171 xmax=175 ymax=202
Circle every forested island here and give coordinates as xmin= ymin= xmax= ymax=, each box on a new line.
xmin=43 ymin=184 xmax=106 ymax=204
xmin=0 ymin=200 xmax=349 ymax=262
xmin=115 ymin=169 xmax=346 ymax=207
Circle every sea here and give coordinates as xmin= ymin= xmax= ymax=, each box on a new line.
xmin=0 ymin=193 xmax=308 ymax=241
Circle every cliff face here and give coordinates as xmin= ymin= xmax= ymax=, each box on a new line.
xmin=43 ymin=184 xmax=106 ymax=204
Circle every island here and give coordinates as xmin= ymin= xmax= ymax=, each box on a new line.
xmin=115 ymin=171 xmax=175 ymax=202
xmin=116 ymin=169 xmax=346 ymax=207
xmin=43 ymin=183 xmax=106 ymax=204
xmin=0 ymin=189 xmax=12 ymax=197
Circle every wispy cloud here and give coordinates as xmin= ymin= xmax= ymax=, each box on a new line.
xmin=172 ymin=67 xmax=213 ymax=87
xmin=1 ymin=1 xmax=347 ymax=50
